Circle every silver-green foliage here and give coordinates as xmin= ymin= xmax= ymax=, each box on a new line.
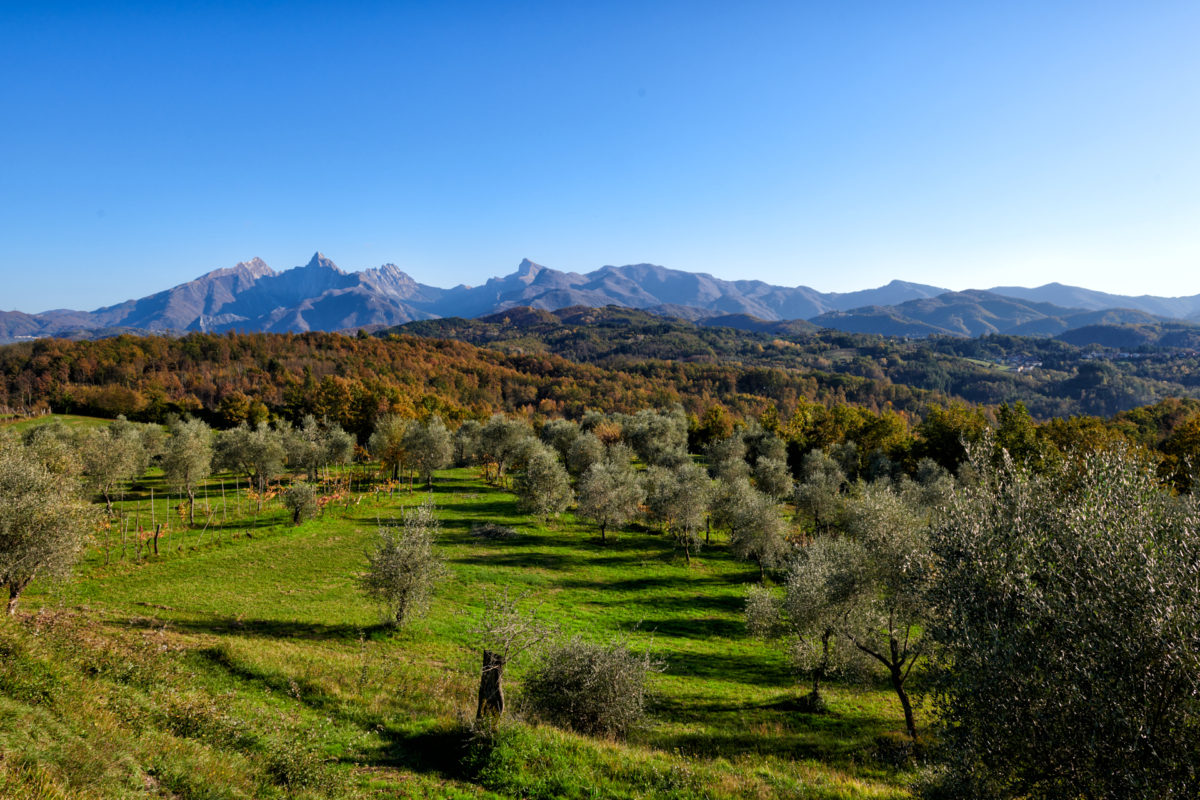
xmin=522 ymin=635 xmax=662 ymax=739
xmin=783 ymin=483 xmax=933 ymax=740
xmin=576 ymin=457 xmax=644 ymax=542
xmin=715 ymin=480 xmax=789 ymax=578
xmin=0 ymin=437 xmax=96 ymax=614
xmin=754 ymin=456 xmax=793 ymax=500
xmin=162 ymin=417 xmax=214 ymax=523
xmin=76 ymin=419 xmax=147 ymax=513
xmin=215 ymin=421 xmax=283 ymax=503
xmin=281 ymin=482 xmax=319 ymax=525
xmin=745 ymin=547 xmax=865 ymax=708
xmin=642 ymin=462 xmax=712 ymax=562
xmin=926 ymin=442 xmax=1200 ymax=799
xmin=368 ymin=415 xmax=410 ymax=480
xmin=792 ymin=449 xmax=846 ymax=532
xmin=513 ymin=444 xmax=573 ymax=521
xmin=403 ymin=415 xmax=453 ymax=488
xmin=624 ymin=407 xmax=690 ymax=468
xmin=359 ymin=499 xmax=445 ymax=629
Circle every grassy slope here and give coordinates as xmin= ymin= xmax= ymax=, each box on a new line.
xmin=1 ymin=413 xmax=114 ymax=433
xmin=4 ymin=468 xmax=918 ymax=799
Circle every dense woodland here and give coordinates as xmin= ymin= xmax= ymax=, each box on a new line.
xmin=402 ymin=306 xmax=1200 ymax=418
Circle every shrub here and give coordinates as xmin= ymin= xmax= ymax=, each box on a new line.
xmin=522 ymin=636 xmax=661 ymax=738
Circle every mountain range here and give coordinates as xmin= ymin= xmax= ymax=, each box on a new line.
xmin=3 ymin=252 xmax=1199 ymax=343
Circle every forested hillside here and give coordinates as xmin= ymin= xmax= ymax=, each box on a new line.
xmin=399 ymin=306 xmax=1200 ymax=418
xmin=0 ymin=330 xmax=938 ymax=437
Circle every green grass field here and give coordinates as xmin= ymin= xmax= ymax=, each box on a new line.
xmin=1 ymin=413 xmax=115 ymax=433
xmin=4 ymin=465 xmax=921 ymax=799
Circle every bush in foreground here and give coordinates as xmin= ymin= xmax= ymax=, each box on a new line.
xmin=522 ymin=636 xmax=661 ymax=739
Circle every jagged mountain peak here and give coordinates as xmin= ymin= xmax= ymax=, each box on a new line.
xmin=7 ymin=253 xmax=1200 ymax=344
xmin=515 ymin=258 xmax=545 ymax=281
xmin=304 ymin=252 xmax=342 ymax=272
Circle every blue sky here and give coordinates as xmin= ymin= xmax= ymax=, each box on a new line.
xmin=2 ymin=1 xmax=1199 ymax=312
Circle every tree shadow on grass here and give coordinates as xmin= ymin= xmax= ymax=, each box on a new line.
xmin=124 ymin=613 xmax=383 ymax=641
xmin=645 ymin=691 xmax=901 ymax=763
xmin=555 ymin=574 xmax=742 ymax=594
xmin=659 ymin=649 xmax=791 ymax=687
xmin=623 ymin=592 xmax=745 ymax=614
xmin=365 ymin=722 xmax=475 ymax=779
xmin=448 ymin=551 xmax=582 ymax=571
xmin=636 ymin=615 xmax=745 ymax=641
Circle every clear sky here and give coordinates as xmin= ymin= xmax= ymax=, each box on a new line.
xmin=3 ymin=1 xmax=1199 ymax=312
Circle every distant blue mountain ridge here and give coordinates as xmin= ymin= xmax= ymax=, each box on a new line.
xmin=1 ymin=253 xmax=1197 ymax=343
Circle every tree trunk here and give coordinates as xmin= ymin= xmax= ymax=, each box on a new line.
xmin=890 ymin=664 xmax=918 ymax=742
xmin=152 ymin=523 xmax=162 ymax=556
xmin=6 ymin=579 xmax=28 ymax=616
xmin=476 ymin=651 xmax=506 ymax=719
xmin=188 ymin=487 xmax=197 ymax=524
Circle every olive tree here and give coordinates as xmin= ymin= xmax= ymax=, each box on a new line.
xmin=478 ymin=414 xmax=532 ymax=486
xmin=624 ymin=408 xmax=690 ymax=468
xmin=23 ymin=421 xmax=82 ymax=476
xmin=540 ymin=418 xmax=581 ymax=463
xmin=77 ymin=421 xmax=146 ymax=514
xmin=402 ymin=415 xmax=453 ymax=488
xmin=754 ymin=455 xmax=793 ymax=501
xmin=791 ymin=484 xmax=933 ymax=741
xmin=576 ymin=457 xmax=645 ymax=543
xmin=470 ymin=589 xmax=552 ymax=719
xmin=452 ymin=420 xmax=482 ymax=467
xmin=643 ymin=462 xmax=713 ymax=563
xmin=793 ymin=449 xmax=847 ymax=533
xmin=746 ymin=558 xmax=862 ymax=712
xmin=706 ymin=434 xmax=749 ymax=482
xmin=0 ymin=438 xmax=96 ymax=615
xmin=162 ymin=417 xmax=214 ymax=523
xmin=359 ymin=498 xmax=444 ymax=629
xmin=924 ymin=443 xmax=1200 ymax=799
xmin=281 ymin=481 xmax=319 ymax=525
xmin=713 ymin=479 xmax=789 ymax=580
xmin=566 ymin=432 xmax=606 ymax=478
xmin=324 ymin=423 xmax=356 ymax=468
xmin=216 ymin=422 xmax=285 ymax=511
xmin=513 ymin=443 xmax=573 ymax=521
xmin=285 ymin=415 xmax=324 ymax=481
xmin=286 ymin=415 xmax=353 ymax=481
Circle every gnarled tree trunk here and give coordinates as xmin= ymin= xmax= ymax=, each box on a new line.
xmin=476 ymin=650 xmax=506 ymax=719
